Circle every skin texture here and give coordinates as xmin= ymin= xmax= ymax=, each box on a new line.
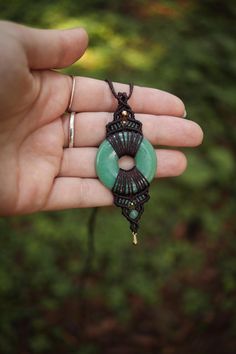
xmin=0 ymin=21 xmax=203 ymax=216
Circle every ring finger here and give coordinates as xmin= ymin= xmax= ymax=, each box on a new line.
xmin=59 ymin=148 xmax=187 ymax=178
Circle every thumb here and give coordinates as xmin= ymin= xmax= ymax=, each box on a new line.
xmin=13 ymin=22 xmax=88 ymax=69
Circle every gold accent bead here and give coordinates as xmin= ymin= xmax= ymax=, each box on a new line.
xmin=132 ymin=232 xmax=138 ymax=245
xmin=128 ymin=201 xmax=135 ymax=210
xmin=122 ymin=110 xmax=128 ymax=117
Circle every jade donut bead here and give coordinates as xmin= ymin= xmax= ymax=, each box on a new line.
xmin=96 ymin=135 xmax=157 ymax=190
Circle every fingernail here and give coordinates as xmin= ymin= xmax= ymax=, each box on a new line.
xmin=183 ymin=109 xmax=187 ymax=118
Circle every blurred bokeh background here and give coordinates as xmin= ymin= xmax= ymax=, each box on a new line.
xmin=0 ymin=0 xmax=236 ymax=353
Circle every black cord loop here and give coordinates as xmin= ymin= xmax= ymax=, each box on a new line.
xmin=105 ymin=79 xmax=133 ymax=102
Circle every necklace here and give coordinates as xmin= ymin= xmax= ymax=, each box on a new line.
xmin=96 ymin=80 xmax=157 ymax=244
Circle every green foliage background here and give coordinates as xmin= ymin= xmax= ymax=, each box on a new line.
xmin=0 ymin=1 xmax=236 ymax=353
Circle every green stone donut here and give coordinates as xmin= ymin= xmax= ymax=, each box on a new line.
xmin=96 ymin=136 xmax=157 ymax=190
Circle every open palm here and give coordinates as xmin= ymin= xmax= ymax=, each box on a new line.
xmin=0 ymin=21 xmax=203 ymax=216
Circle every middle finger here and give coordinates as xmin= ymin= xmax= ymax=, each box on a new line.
xmin=62 ymin=112 xmax=203 ymax=148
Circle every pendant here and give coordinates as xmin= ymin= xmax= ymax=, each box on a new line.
xmin=96 ymin=80 xmax=157 ymax=244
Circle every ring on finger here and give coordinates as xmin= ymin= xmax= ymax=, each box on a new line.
xmin=67 ymin=76 xmax=76 ymax=113
xmin=68 ymin=111 xmax=76 ymax=148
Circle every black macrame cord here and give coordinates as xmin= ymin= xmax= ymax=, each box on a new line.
xmin=105 ymin=80 xmax=151 ymax=235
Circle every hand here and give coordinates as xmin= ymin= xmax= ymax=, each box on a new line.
xmin=0 ymin=21 xmax=203 ymax=216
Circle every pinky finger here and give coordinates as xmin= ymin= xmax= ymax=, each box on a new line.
xmin=43 ymin=178 xmax=113 ymax=210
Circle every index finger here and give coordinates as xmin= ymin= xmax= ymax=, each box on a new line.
xmin=70 ymin=76 xmax=185 ymax=116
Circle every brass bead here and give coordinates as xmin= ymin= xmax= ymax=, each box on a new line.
xmin=132 ymin=232 xmax=138 ymax=245
xmin=128 ymin=201 xmax=135 ymax=210
xmin=122 ymin=110 xmax=128 ymax=117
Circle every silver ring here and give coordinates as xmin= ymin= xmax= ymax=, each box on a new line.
xmin=67 ymin=76 xmax=76 ymax=112
xmin=69 ymin=111 xmax=75 ymax=148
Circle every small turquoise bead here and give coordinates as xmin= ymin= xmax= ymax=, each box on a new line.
xmin=96 ymin=134 xmax=157 ymax=190
xmin=129 ymin=209 xmax=139 ymax=219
